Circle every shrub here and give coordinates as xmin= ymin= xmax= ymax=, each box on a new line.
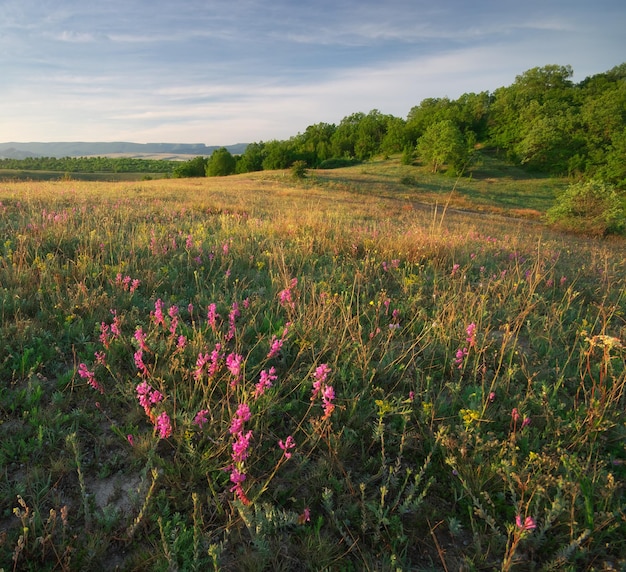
xmin=545 ymin=179 xmax=625 ymax=236
xmin=291 ymin=160 xmax=308 ymax=179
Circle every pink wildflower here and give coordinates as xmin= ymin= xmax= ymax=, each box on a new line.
xmin=321 ymin=385 xmax=336 ymax=419
xmin=454 ymin=347 xmax=468 ymax=369
xmin=194 ymin=352 xmax=210 ymax=381
xmin=466 ymin=323 xmax=477 ymax=348
xmin=267 ymin=336 xmax=284 ymax=359
xmin=226 ymin=302 xmax=240 ymax=341
xmin=208 ymin=344 xmax=222 ymax=377
xmin=521 ymin=416 xmax=531 ymax=429
xmin=136 ymin=381 xmax=152 ymax=413
xmin=127 ymin=434 xmax=135 ymax=447
xmin=134 ymin=327 xmax=149 ymax=351
xmin=311 ymin=364 xmax=331 ymax=400
xmin=278 ymin=435 xmax=296 ymax=459
xmin=253 ymin=367 xmax=277 ymax=399
xmin=153 ymin=299 xmax=165 ymax=327
xmin=130 ymin=279 xmax=140 ymax=293
xmin=226 ymin=353 xmax=244 ymax=386
xmin=110 ymin=310 xmax=121 ymax=338
xmin=99 ymin=322 xmax=111 ymax=348
xmin=511 ymin=408 xmax=520 ymax=423
xmin=77 ymin=363 xmax=104 ymax=394
xmin=231 ymin=430 xmax=253 ymax=463
xmin=134 ymin=349 xmax=149 ymax=376
xmin=94 ymin=350 xmax=106 ymax=366
xmin=194 ymin=409 xmax=209 ymax=428
xmin=229 ymin=468 xmax=250 ymax=504
xmin=169 ymin=315 xmax=179 ymax=336
xmin=156 ymin=411 xmax=172 ymax=439
xmin=207 ymin=303 xmax=219 ymax=330
xmin=515 ymin=515 xmax=536 ymax=531
xmin=229 ymin=403 xmax=251 ymax=435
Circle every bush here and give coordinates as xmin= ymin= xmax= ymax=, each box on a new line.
xmin=545 ymin=179 xmax=625 ymax=236
xmin=291 ymin=160 xmax=308 ymax=179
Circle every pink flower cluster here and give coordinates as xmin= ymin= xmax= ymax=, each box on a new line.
xmin=194 ymin=409 xmax=209 ymax=428
xmin=454 ymin=322 xmax=477 ymax=369
xmin=77 ymin=363 xmax=104 ymax=394
xmin=99 ymin=310 xmax=122 ymax=349
xmin=228 ymin=403 xmax=253 ymax=505
xmin=311 ymin=364 xmax=335 ymax=420
xmin=136 ymin=381 xmax=163 ymax=416
xmin=511 ymin=408 xmax=531 ymax=431
xmin=267 ymin=322 xmax=291 ymax=359
xmin=253 ymin=367 xmax=277 ymax=399
xmin=278 ymin=435 xmax=296 ymax=459
xmin=226 ymin=352 xmax=244 ymax=387
xmin=226 ymin=302 xmax=240 ymax=341
xmin=156 ymin=411 xmax=173 ymax=439
xmin=194 ymin=343 xmax=222 ymax=382
xmin=115 ymin=273 xmax=140 ymax=293
xmin=278 ymin=278 xmax=298 ymax=310
xmin=515 ymin=514 xmax=536 ymax=531
xmin=135 ymin=381 xmax=172 ymax=439
xmin=207 ymin=303 xmax=220 ymax=331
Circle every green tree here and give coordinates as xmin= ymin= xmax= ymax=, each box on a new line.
xmin=206 ymin=148 xmax=236 ymax=177
xmin=173 ymin=156 xmax=208 ymax=178
xmin=261 ymin=140 xmax=294 ymax=170
xmin=236 ymin=142 xmax=265 ymax=173
xmin=416 ymin=120 xmax=469 ymax=174
xmin=406 ymin=98 xmax=456 ymax=145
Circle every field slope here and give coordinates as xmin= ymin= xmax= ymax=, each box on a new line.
xmin=0 ymin=171 xmax=624 ymax=571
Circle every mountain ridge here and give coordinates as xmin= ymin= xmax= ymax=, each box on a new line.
xmin=0 ymin=141 xmax=248 ymax=159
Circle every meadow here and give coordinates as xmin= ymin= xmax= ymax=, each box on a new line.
xmin=0 ymin=161 xmax=625 ymax=571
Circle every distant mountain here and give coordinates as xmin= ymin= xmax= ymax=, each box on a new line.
xmin=0 ymin=147 xmax=40 ymax=159
xmin=0 ymin=142 xmax=248 ymax=159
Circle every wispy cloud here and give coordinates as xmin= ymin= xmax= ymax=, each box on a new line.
xmin=0 ymin=0 xmax=624 ymax=143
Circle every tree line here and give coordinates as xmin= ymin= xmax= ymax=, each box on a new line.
xmin=0 ymin=155 xmax=177 ymax=174
xmin=4 ymin=63 xmax=624 ymax=188
xmin=191 ymin=63 xmax=625 ymax=188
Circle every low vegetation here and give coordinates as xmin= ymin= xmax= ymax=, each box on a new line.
xmin=0 ymin=162 xmax=624 ymax=570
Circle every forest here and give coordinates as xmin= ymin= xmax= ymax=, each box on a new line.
xmin=212 ymin=63 xmax=625 ymax=187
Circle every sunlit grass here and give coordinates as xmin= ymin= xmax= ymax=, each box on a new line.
xmin=0 ymin=169 xmax=624 ymax=570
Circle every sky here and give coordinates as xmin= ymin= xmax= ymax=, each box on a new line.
xmin=1 ymin=0 xmax=624 ymax=145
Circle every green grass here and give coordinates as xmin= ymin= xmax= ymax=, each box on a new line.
xmin=0 ymin=163 xmax=625 ymax=571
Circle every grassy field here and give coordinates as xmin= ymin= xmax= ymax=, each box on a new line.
xmin=0 ymin=162 xmax=625 ymax=571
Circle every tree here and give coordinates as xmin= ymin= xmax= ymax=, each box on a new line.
xmin=416 ymin=120 xmax=469 ymax=174
xmin=261 ymin=140 xmax=295 ymax=170
xmin=206 ymin=148 xmax=236 ymax=177
xmin=236 ymin=142 xmax=265 ymax=173
xmin=173 ymin=156 xmax=208 ymax=178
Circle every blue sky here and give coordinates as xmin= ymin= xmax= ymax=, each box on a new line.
xmin=1 ymin=0 xmax=624 ymax=144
